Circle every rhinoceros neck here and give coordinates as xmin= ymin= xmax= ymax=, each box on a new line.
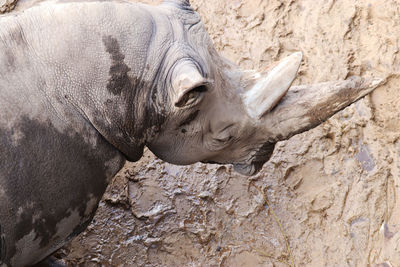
xmin=0 ymin=1 xmax=171 ymax=161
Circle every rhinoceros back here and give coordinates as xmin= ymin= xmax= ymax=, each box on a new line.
xmin=0 ymin=2 xmax=139 ymax=266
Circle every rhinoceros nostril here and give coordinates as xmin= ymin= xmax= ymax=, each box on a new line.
xmin=213 ymin=124 xmax=235 ymax=146
xmin=219 ymin=123 xmax=234 ymax=132
xmin=215 ymin=135 xmax=233 ymax=143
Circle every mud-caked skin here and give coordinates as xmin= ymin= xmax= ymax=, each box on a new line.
xmin=0 ymin=0 xmax=382 ymax=265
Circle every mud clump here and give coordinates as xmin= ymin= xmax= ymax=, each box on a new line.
xmin=0 ymin=0 xmax=17 ymax=13
xmin=6 ymin=0 xmax=400 ymax=266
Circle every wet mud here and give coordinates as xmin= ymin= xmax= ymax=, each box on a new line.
xmin=3 ymin=0 xmax=400 ymax=266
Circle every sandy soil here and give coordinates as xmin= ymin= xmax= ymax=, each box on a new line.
xmin=4 ymin=0 xmax=400 ymax=266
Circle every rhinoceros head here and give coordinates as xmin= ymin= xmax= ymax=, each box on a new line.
xmin=146 ymin=0 xmax=382 ymax=175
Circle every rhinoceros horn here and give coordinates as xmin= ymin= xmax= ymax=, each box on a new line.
xmin=242 ymin=52 xmax=384 ymax=143
xmin=243 ymin=52 xmax=303 ymax=119
xmin=263 ymin=75 xmax=384 ymax=143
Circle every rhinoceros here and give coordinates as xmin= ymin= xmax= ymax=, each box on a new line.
xmin=0 ymin=0 xmax=382 ymax=265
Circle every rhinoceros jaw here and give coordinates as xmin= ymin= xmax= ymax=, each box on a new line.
xmin=243 ymin=52 xmax=302 ymax=120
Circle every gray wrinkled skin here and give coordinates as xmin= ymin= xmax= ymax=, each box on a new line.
xmin=0 ymin=1 xmax=173 ymax=265
xmin=0 ymin=0 xmax=381 ymax=265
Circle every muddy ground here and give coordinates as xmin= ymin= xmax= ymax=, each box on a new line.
xmin=3 ymin=0 xmax=400 ymax=266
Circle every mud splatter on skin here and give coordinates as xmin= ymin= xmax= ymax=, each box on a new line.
xmin=100 ymin=35 xmax=167 ymax=161
xmin=0 ymin=116 xmax=123 ymax=265
xmin=1 ymin=25 xmax=28 ymax=72
xmin=4 ymin=50 xmax=15 ymax=71
xmin=7 ymin=25 xmax=27 ymax=47
xmin=102 ymin=36 xmax=132 ymax=96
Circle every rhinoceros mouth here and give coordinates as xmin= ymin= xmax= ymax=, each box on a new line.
xmin=233 ymin=163 xmax=259 ymax=176
xmin=232 ymin=140 xmax=276 ymax=176
xmin=200 ymin=141 xmax=275 ymax=176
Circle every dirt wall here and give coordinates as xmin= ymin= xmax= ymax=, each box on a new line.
xmin=5 ymin=0 xmax=400 ymax=266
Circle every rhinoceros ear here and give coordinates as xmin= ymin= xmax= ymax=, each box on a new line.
xmin=172 ymin=62 xmax=207 ymax=108
xmin=162 ymin=0 xmax=191 ymax=8
xmin=242 ymin=52 xmax=302 ymax=119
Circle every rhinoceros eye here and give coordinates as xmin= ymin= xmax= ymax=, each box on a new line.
xmin=175 ymin=85 xmax=207 ymax=108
